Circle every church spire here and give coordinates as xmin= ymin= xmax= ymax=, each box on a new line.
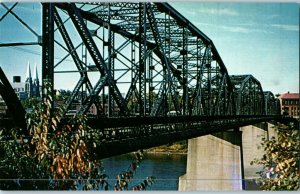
xmin=25 ymin=61 xmax=33 ymax=97
xmin=33 ymin=63 xmax=39 ymax=81
xmin=25 ymin=61 xmax=32 ymax=82
xmin=32 ymin=63 xmax=40 ymax=97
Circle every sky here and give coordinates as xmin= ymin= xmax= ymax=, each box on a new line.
xmin=0 ymin=2 xmax=299 ymax=95
xmin=171 ymin=2 xmax=299 ymax=95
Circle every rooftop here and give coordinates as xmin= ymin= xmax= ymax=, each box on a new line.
xmin=279 ymin=92 xmax=299 ymax=99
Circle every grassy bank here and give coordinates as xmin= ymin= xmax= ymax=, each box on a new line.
xmin=146 ymin=140 xmax=188 ymax=154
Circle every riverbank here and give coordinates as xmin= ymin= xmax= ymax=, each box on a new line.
xmin=146 ymin=151 xmax=187 ymax=155
xmin=146 ymin=141 xmax=188 ymax=154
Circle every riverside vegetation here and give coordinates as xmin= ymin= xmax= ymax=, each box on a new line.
xmin=147 ymin=141 xmax=188 ymax=154
xmin=0 ymin=81 xmax=155 ymax=190
xmin=251 ymin=122 xmax=299 ymax=191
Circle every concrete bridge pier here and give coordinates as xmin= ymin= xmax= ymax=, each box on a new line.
xmin=179 ymin=123 xmax=275 ymax=191
xmin=241 ymin=122 xmax=275 ymax=189
xmin=179 ymin=130 xmax=243 ymax=191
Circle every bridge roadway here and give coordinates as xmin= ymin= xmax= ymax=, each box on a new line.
xmin=0 ymin=114 xmax=297 ymax=160
xmin=83 ymin=115 xmax=289 ymax=159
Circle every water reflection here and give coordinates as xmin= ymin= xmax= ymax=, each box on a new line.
xmin=102 ymin=152 xmax=187 ymax=191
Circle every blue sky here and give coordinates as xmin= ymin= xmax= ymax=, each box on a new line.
xmin=172 ymin=2 xmax=299 ymax=94
xmin=0 ymin=2 xmax=299 ymax=95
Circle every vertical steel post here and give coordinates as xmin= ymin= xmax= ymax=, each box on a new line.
xmin=182 ymin=27 xmax=187 ymax=115
xmin=148 ymin=51 xmax=153 ymax=113
xmin=130 ymin=40 xmax=136 ymax=114
xmin=138 ymin=3 xmax=146 ymax=116
xmin=42 ymin=3 xmax=54 ymax=97
xmin=198 ymin=39 xmax=203 ymax=115
xmin=195 ymin=39 xmax=200 ymax=115
xmin=102 ymin=21 xmax=106 ymax=115
xmin=107 ymin=4 xmax=113 ymax=117
xmin=165 ymin=12 xmax=171 ymax=113
xmin=109 ymin=29 xmax=115 ymax=116
xmin=143 ymin=3 xmax=147 ymax=116
xmin=207 ymin=46 xmax=212 ymax=116
xmin=42 ymin=3 xmax=54 ymax=99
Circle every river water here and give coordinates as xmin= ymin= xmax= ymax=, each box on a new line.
xmin=102 ymin=152 xmax=187 ymax=191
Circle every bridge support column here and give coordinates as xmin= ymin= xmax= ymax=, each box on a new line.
xmin=179 ymin=131 xmax=243 ymax=191
xmin=240 ymin=122 xmax=275 ymax=190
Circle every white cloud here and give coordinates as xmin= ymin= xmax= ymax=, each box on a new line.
xmin=195 ymin=22 xmax=273 ymax=34
xmin=220 ymin=26 xmax=251 ymax=33
xmin=192 ymin=7 xmax=239 ymax=16
xmin=271 ymin=24 xmax=299 ymax=32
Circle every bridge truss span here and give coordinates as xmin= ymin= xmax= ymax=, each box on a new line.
xmin=48 ymin=2 xmax=236 ymax=117
xmin=264 ymin=91 xmax=280 ymax=115
xmin=230 ymin=75 xmax=265 ymax=115
xmin=0 ymin=2 xmax=285 ymax=158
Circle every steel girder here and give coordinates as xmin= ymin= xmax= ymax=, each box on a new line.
xmin=53 ymin=7 xmax=94 ymax=115
xmin=50 ymin=3 xmax=128 ymax=116
xmin=0 ymin=67 xmax=26 ymax=130
xmin=0 ymin=2 xmax=282 ymax=141
xmin=146 ymin=3 xmax=181 ymax=116
xmin=152 ymin=2 xmax=235 ymax=116
xmin=230 ymin=75 xmax=265 ymax=115
xmin=48 ymin=2 xmax=237 ymax=117
xmin=42 ymin=3 xmax=55 ymax=99
xmin=0 ymin=2 xmax=246 ymax=118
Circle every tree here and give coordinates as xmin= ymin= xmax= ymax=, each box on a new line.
xmin=0 ymin=81 xmax=101 ymax=190
xmin=251 ymin=122 xmax=300 ymax=190
xmin=21 ymin=97 xmax=40 ymax=109
xmin=0 ymin=81 xmax=155 ymax=190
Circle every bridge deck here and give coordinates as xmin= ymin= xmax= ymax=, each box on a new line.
xmin=1 ymin=115 xmax=286 ymax=159
xmin=1 ymin=114 xmax=297 ymax=159
xmin=86 ymin=115 xmax=282 ymax=159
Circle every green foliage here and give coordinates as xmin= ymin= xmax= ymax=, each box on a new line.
xmin=21 ymin=97 xmax=40 ymax=109
xmin=148 ymin=140 xmax=188 ymax=153
xmin=127 ymin=96 xmax=138 ymax=113
xmin=0 ymin=81 xmax=98 ymax=190
xmin=0 ymin=81 xmax=155 ymax=190
xmin=251 ymin=122 xmax=300 ymax=191
xmin=0 ymin=134 xmax=50 ymax=190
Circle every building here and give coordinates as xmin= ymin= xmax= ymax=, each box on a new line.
xmin=24 ymin=61 xmax=40 ymax=98
xmin=0 ymin=61 xmax=41 ymax=117
xmin=24 ymin=62 xmax=33 ymax=98
xmin=11 ymin=76 xmax=27 ymax=100
xmin=278 ymin=92 xmax=299 ymax=118
xmin=32 ymin=63 xmax=40 ymax=97
xmin=9 ymin=61 xmax=40 ymax=100
xmin=0 ymin=95 xmax=7 ymax=117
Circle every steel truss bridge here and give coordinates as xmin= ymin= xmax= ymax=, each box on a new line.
xmin=0 ymin=2 xmax=288 ymax=159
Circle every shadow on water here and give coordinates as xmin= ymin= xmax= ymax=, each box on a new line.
xmin=102 ymin=152 xmax=187 ymax=191
xmin=245 ymin=179 xmax=261 ymax=190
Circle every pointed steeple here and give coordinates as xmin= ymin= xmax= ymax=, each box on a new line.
xmin=25 ymin=61 xmax=33 ymax=98
xmin=25 ymin=61 xmax=32 ymax=82
xmin=32 ymin=63 xmax=40 ymax=97
xmin=33 ymin=63 xmax=39 ymax=81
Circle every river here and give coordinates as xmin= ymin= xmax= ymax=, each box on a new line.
xmin=102 ymin=152 xmax=187 ymax=191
